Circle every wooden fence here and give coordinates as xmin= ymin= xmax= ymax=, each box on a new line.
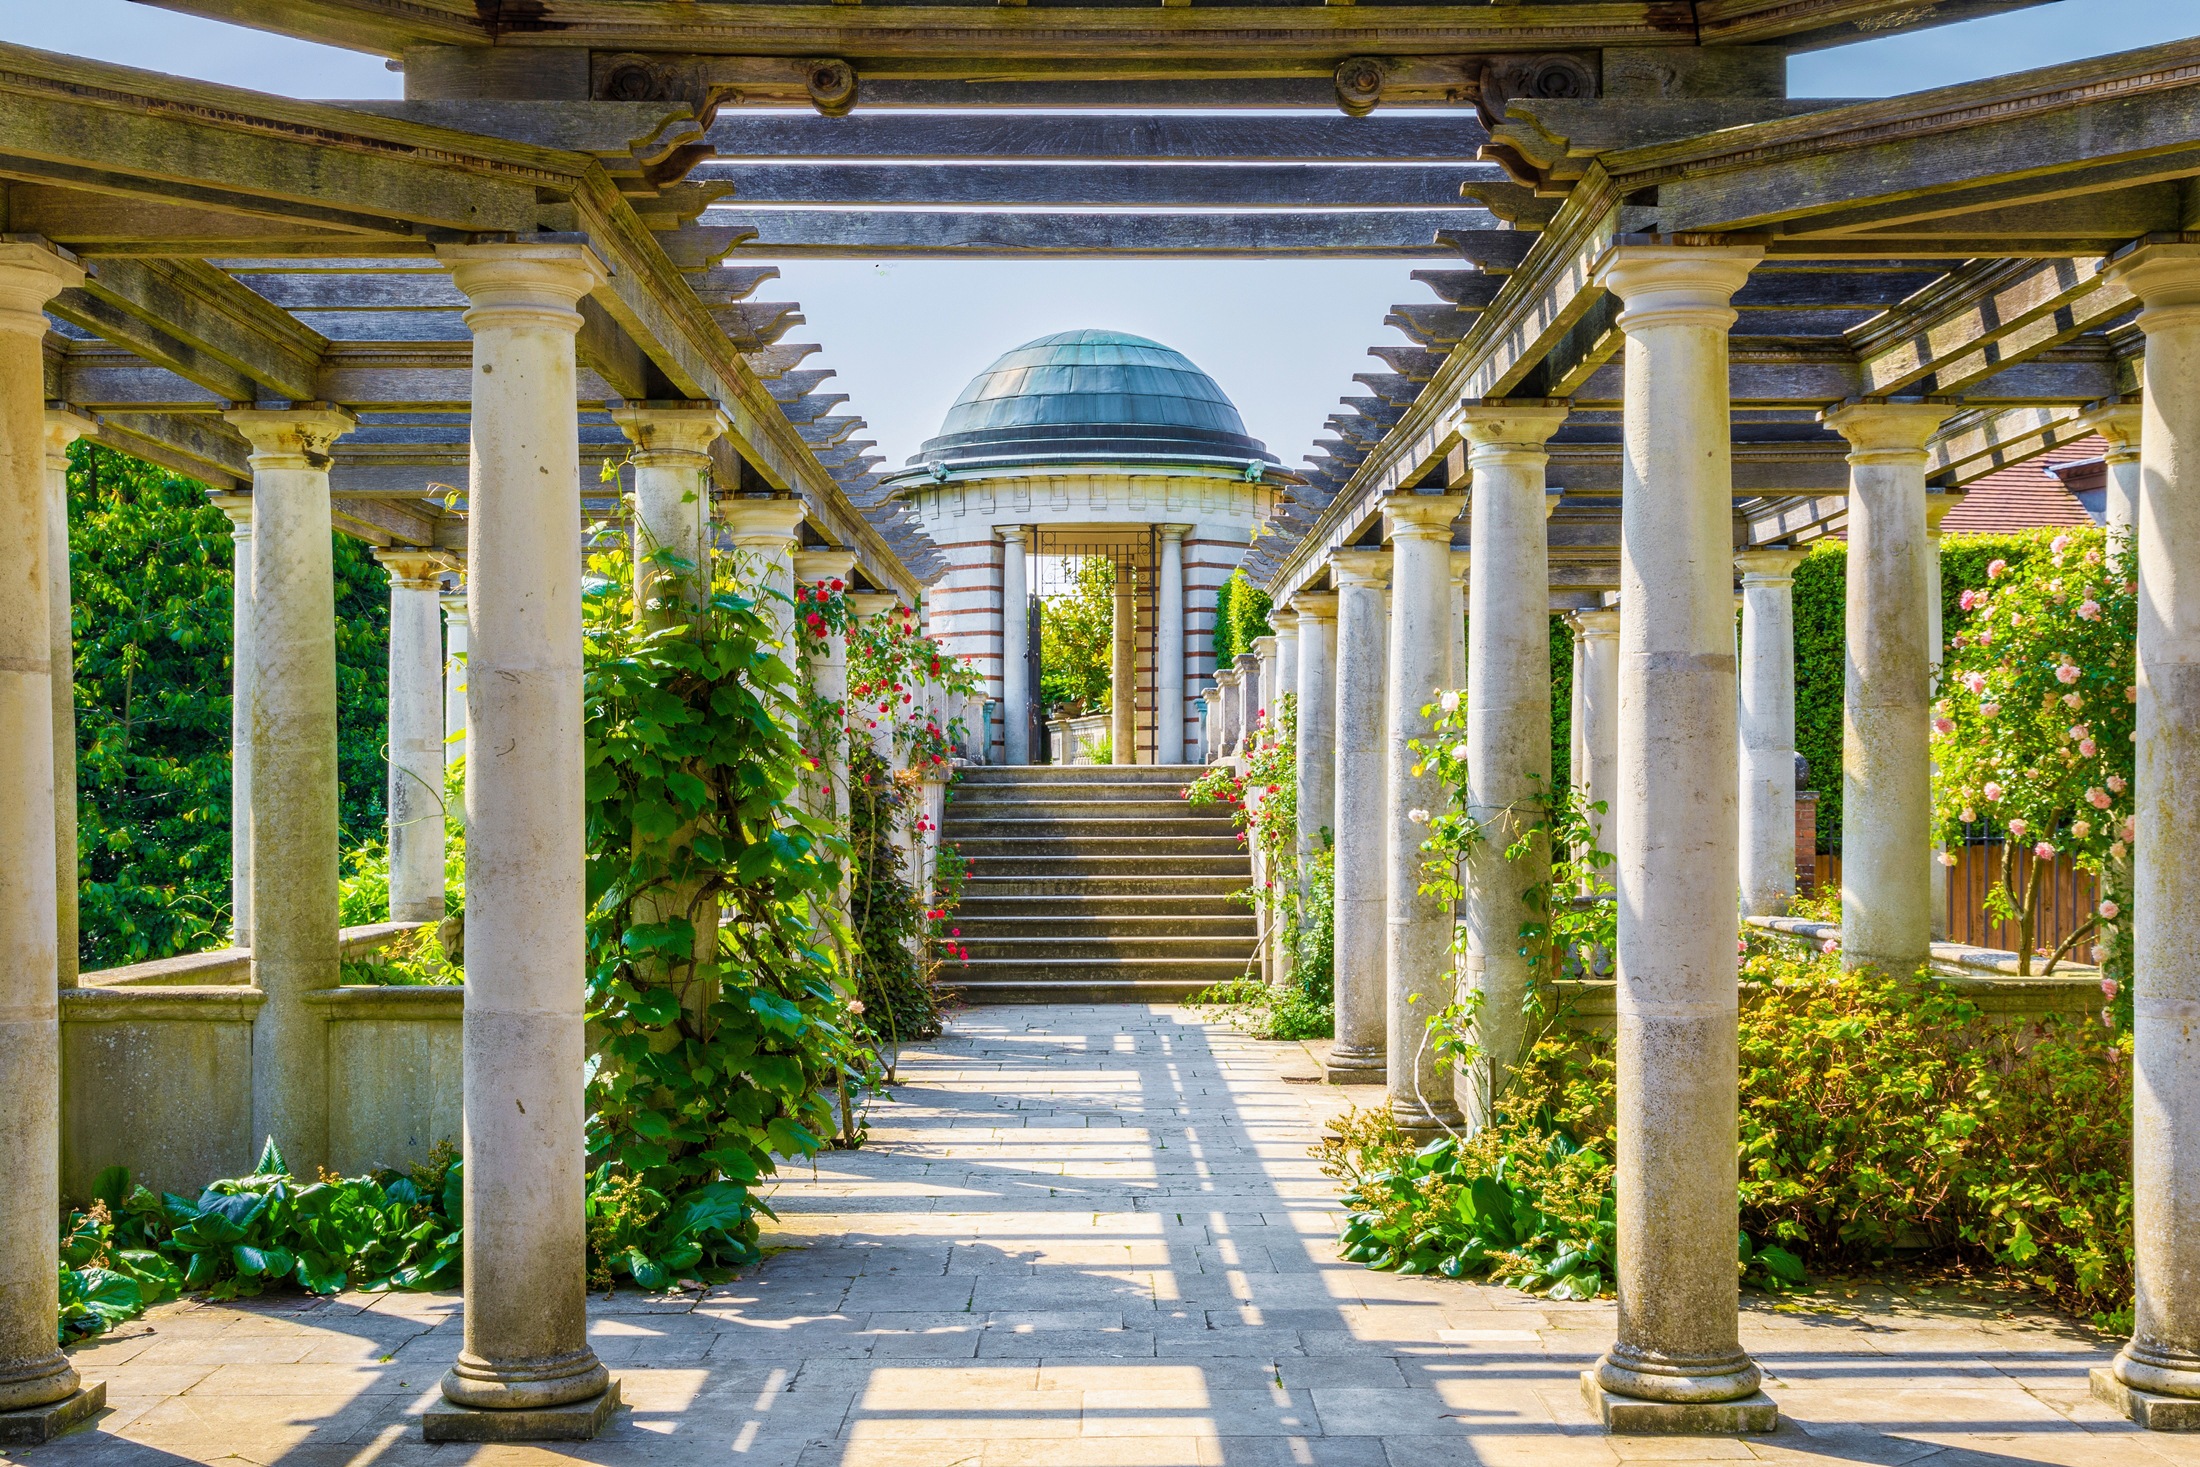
xmin=1812 ymin=834 xmax=2100 ymax=963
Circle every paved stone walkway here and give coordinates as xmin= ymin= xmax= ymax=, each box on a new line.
xmin=15 ymin=1004 xmax=2175 ymax=1466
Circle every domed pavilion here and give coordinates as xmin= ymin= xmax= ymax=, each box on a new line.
xmin=888 ymin=329 xmax=1290 ymax=765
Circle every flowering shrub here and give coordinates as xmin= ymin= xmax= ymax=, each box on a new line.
xmin=848 ymin=604 xmax=984 ymax=766
xmin=1935 ymin=528 xmax=2136 ymax=978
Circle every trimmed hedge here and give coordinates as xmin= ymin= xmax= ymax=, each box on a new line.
xmin=1212 ymin=568 xmax=1272 ymax=667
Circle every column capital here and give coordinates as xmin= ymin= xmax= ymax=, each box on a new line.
xmin=1924 ymin=492 xmax=1962 ymax=538
xmin=43 ymin=406 xmax=97 ymax=457
xmin=207 ymin=491 xmax=254 ymax=532
xmin=1457 ymin=399 xmax=1570 ymax=451
xmin=440 ymin=590 xmax=469 ymax=624
xmin=1449 ymin=549 xmax=1472 ymax=586
xmin=847 ymin=590 xmax=902 ymax=623
xmin=1155 ymin=522 xmax=1192 ymax=542
xmin=2106 ymin=240 xmax=2200 ymax=325
xmin=0 ymin=240 xmax=85 ymax=337
xmin=1232 ymin=650 xmax=1259 ymax=675
xmin=1593 ymin=244 xmax=1761 ymax=328
xmin=718 ymin=495 xmax=807 ymax=544
xmin=375 ymin=547 xmax=448 ymax=589
xmin=221 ymin=405 xmax=358 ymax=467
xmin=792 ymin=548 xmax=858 ymax=588
xmin=1330 ymin=547 xmax=1391 ymax=587
xmin=1733 ymin=547 xmax=1808 ymax=584
xmin=1575 ymin=607 xmax=1620 ymax=640
xmin=1820 ymin=398 xmax=1959 ymax=457
xmin=1214 ymin=666 xmax=1241 ymax=688
xmin=1382 ymin=491 xmax=1465 ymax=540
xmin=996 ymin=523 xmax=1028 ymax=546
xmin=2083 ymin=398 xmax=2144 ymax=459
xmin=609 ymin=400 xmax=729 ymax=460
xmin=1289 ymin=590 xmax=1338 ymax=623
xmin=1268 ymin=607 xmax=1300 ymax=634
xmin=1249 ymin=635 xmax=1278 ymax=661
xmin=436 ymin=241 xmax=608 ymax=331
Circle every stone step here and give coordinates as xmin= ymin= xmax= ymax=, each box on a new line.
xmin=961 ymin=853 xmax=1251 ymax=876
xmin=959 ymin=765 xmax=1211 ymax=785
xmin=946 ymin=977 xmax=1224 ymax=1005
xmin=944 ymin=798 xmax=1212 ymax=820
xmin=943 ymin=819 xmax=1238 ymax=843
xmin=951 ymin=912 xmax=1256 ymax=938
xmin=944 ymin=957 xmax=1251 ymax=992
xmin=962 ymin=934 xmax=1259 ymax=962
xmin=956 ymin=882 xmax=1246 ymax=905
xmin=953 ymin=834 xmax=1247 ymax=859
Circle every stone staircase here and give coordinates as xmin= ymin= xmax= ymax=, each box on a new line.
xmin=940 ymin=764 xmax=1261 ymax=1004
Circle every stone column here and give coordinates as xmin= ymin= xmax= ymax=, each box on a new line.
xmin=377 ymin=550 xmax=449 ymax=925
xmin=1273 ymin=610 xmax=1301 ymax=727
xmin=2104 ymin=243 xmax=2200 ymax=1417
xmin=211 ymin=493 xmax=257 ymax=943
xmin=1384 ymin=493 xmax=1468 ymax=1136
xmin=1157 ymin=524 xmax=1190 ymax=764
xmin=793 ymin=549 xmax=857 ymax=831
xmin=2089 ymin=401 xmax=2143 ymax=533
xmin=721 ymin=498 xmax=805 ymax=668
xmin=1248 ymin=637 xmax=1277 ymax=744
xmin=1293 ymin=592 xmax=1338 ymax=869
xmin=0 ymin=240 xmax=98 ymax=1432
xmin=1328 ymin=549 xmax=1390 ymax=1083
xmin=1232 ymin=650 xmax=1261 ymax=755
xmin=1823 ymin=399 xmax=1956 ymax=977
xmin=44 ymin=410 xmax=93 ymax=986
xmin=1447 ymin=552 xmax=1471 ymax=688
xmin=1735 ymin=550 xmax=1807 ymax=918
xmin=1213 ymin=667 xmax=1241 ymax=763
xmin=848 ymin=593 xmax=904 ymax=764
xmin=1568 ymin=616 xmax=1589 ymax=794
xmin=434 ymin=242 xmax=614 ymax=1432
xmin=1112 ymin=567 xmax=1137 ymax=763
xmin=612 ymin=402 xmax=726 ymax=623
xmin=1000 ymin=526 xmax=1031 ymax=765
xmin=223 ymin=404 xmax=356 ymax=1177
xmin=1576 ymin=607 xmax=1621 ymax=862
xmin=442 ymin=589 xmax=469 ymax=764
xmin=1590 ymin=245 xmax=1769 ymax=1423
xmin=1458 ymin=403 xmax=1570 ymax=1131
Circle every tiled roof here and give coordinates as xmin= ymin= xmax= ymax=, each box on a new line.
xmin=1939 ymin=434 xmax=2103 ymax=534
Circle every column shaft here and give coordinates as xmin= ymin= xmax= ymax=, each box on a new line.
xmin=2091 ymin=403 xmax=2143 ymax=533
xmin=212 ymin=496 xmax=256 ymax=942
xmin=1233 ymin=651 xmax=1261 ymax=755
xmin=721 ymin=498 xmax=805 ymax=669
xmin=1213 ymin=669 xmax=1240 ymax=763
xmin=44 ymin=411 xmax=93 ymax=985
xmin=1112 ymin=572 xmax=1137 ymax=763
xmin=441 ymin=592 xmax=469 ymax=763
xmin=1736 ymin=551 xmax=1806 ymax=917
xmin=1000 ymin=527 xmax=1030 ymax=765
xmin=437 ymin=242 xmax=611 ymax=1416
xmin=1293 ymin=593 xmax=1338 ymax=868
xmin=224 ymin=405 xmax=355 ymax=1176
xmin=1577 ymin=609 xmax=1621 ymax=863
xmin=1157 ymin=525 xmax=1189 ymax=764
xmin=793 ymin=550 xmax=857 ymax=835
xmin=1593 ymin=245 xmax=1764 ymax=1407
xmin=378 ymin=552 xmax=449 ymax=924
xmin=1327 ymin=551 xmax=1389 ymax=1082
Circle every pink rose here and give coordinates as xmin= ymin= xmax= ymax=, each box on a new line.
xmin=2109 ymin=775 xmax=2127 ymax=794
xmin=1984 ymin=782 xmax=2004 ymax=802
xmin=1937 ymin=849 xmax=1957 ymax=867
xmin=2080 ymin=739 xmax=2098 ymax=757
xmin=1961 ymin=808 xmax=1977 ymax=823
xmin=2100 ymin=899 xmax=2121 ymax=919
xmin=1980 ymin=702 xmax=2000 ymax=718
xmin=1820 ymin=938 xmax=1838 ymax=954
xmin=2056 ymin=664 xmax=2081 ymax=684
xmin=2103 ymin=978 xmax=2120 ymax=999
xmin=2112 ymin=840 xmax=2128 ymax=859
xmin=1959 ymin=589 xmax=1979 ymax=611
xmin=2078 ymin=600 xmax=2102 ymax=621
xmin=1988 ymin=559 xmax=2008 ymax=579
xmin=2062 ymin=692 xmax=2084 ymax=709
xmin=2009 ymin=818 xmax=2028 ymax=837
xmin=2052 ymin=535 xmax=2071 ymax=554
xmin=2069 ymin=724 xmax=2089 ymax=742
xmin=2071 ymin=819 xmax=2092 ymax=839
xmin=1978 ymin=630 xmax=1993 ymax=646
xmin=1962 ymin=671 xmax=1989 ymax=695
xmin=2034 ymin=841 xmax=2056 ymax=860
xmin=2123 ymin=816 xmax=2138 ymax=841
xmin=1933 ymin=717 xmax=1955 ymax=735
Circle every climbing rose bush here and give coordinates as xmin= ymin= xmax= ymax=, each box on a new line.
xmin=1934 ymin=526 xmax=2136 ymax=978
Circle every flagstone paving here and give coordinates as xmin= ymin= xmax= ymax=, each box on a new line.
xmin=11 ymin=1003 xmax=2171 ymax=1466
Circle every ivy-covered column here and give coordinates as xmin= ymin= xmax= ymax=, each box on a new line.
xmin=441 ymin=587 xmax=469 ymax=764
xmin=1157 ymin=524 xmax=1190 ymax=763
xmin=1248 ymin=636 xmax=1276 ymax=742
xmin=1823 ymin=399 xmax=1958 ymax=976
xmin=1383 ymin=493 xmax=1467 ymax=1137
xmin=433 ymin=241 xmax=614 ymax=1439
xmin=1735 ymin=549 xmax=1806 ymax=918
xmin=210 ymin=491 xmax=256 ymax=944
xmin=1000 ymin=526 xmax=1031 ymax=765
xmin=1327 ymin=548 xmax=1389 ymax=1082
xmin=794 ymin=549 xmax=858 ymax=831
xmin=1588 ymin=244 xmax=1769 ymax=1430
xmin=0 ymin=239 xmax=102 ymax=1440
xmin=1458 ymin=403 xmax=1569 ymax=1132
xmin=612 ymin=403 xmax=726 ymax=624
xmin=2101 ymin=242 xmax=2200 ymax=1425
xmin=376 ymin=550 xmax=450 ymax=925
xmin=721 ymin=498 xmax=805 ymax=669
xmin=223 ymin=403 xmax=356 ymax=1178
xmin=43 ymin=409 xmax=93 ymax=987
xmin=1271 ymin=608 xmax=1300 ymax=716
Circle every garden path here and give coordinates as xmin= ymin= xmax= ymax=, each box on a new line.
xmin=18 ymin=1004 xmax=2168 ymax=1467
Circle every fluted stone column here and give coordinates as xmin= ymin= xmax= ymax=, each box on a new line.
xmin=434 ymin=242 xmax=614 ymax=1433
xmin=1293 ymin=592 xmax=1338 ymax=870
xmin=0 ymin=241 xmax=99 ymax=1433
xmin=44 ymin=410 xmax=93 ymax=986
xmin=721 ymin=498 xmax=805 ymax=669
xmin=612 ymin=402 xmax=726 ymax=623
xmin=2089 ymin=401 xmax=2143 ymax=533
xmin=1458 ymin=403 xmax=1569 ymax=1131
xmin=2103 ymin=243 xmax=2200 ymax=1420
xmin=1589 ymin=245 xmax=1770 ymax=1425
xmin=377 ymin=551 xmax=449 ymax=924
xmin=1328 ymin=549 xmax=1390 ymax=1082
xmin=1213 ymin=667 xmax=1241 ymax=763
xmin=1824 ymin=400 xmax=1956 ymax=977
xmin=1112 ymin=568 xmax=1137 ymax=763
xmin=1232 ymin=650 xmax=1260 ymax=756
xmin=442 ymin=590 xmax=469 ymax=765
xmin=1736 ymin=550 xmax=1807 ymax=917
xmin=211 ymin=494 xmax=257 ymax=942
xmin=1000 ymin=526 xmax=1031 ymax=765
xmin=794 ymin=549 xmax=858 ymax=831
xmin=223 ymin=404 xmax=356 ymax=1178
xmin=1384 ymin=494 xmax=1467 ymax=1135
xmin=1157 ymin=524 xmax=1189 ymax=763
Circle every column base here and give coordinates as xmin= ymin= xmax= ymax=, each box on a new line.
xmin=425 ymin=1380 xmax=621 ymax=1443
xmin=1386 ymin=1096 xmax=1461 ymax=1141
xmin=1580 ymin=1372 xmax=1776 ymax=1435
xmin=0 ymin=1383 xmax=105 ymax=1445
xmin=1324 ymin=1047 xmax=1385 ymax=1084
xmin=2094 ymin=1366 xmax=2200 ymax=1430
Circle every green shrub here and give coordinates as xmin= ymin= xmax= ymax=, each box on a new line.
xmin=1211 ymin=568 xmax=1272 ymax=667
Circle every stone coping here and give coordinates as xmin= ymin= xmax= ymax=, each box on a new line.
xmin=301 ymin=984 xmax=465 ymax=1021
xmin=78 ymin=922 xmax=434 ymax=989
xmin=1745 ymin=915 xmax=2102 ymax=1018
xmin=59 ymin=985 xmax=266 ymax=1022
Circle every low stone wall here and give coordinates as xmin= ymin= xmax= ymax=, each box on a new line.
xmin=61 ymin=923 xmax=462 ymax=1200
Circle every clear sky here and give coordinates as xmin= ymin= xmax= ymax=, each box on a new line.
xmin=7 ymin=1 xmax=2194 ymax=471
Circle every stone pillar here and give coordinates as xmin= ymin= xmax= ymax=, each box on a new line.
xmin=1328 ymin=549 xmax=1390 ymax=1083
xmin=2089 ymin=401 xmax=2143 ymax=533
xmin=44 ymin=410 xmax=93 ymax=986
xmin=2104 ymin=243 xmax=2200 ymax=1415
xmin=223 ymin=404 xmax=356 ymax=1177
xmin=0 ymin=240 xmax=97 ymax=1430
xmin=1112 ymin=567 xmax=1137 ymax=763
xmin=1384 ymin=493 xmax=1468 ymax=1136
xmin=1157 ymin=524 xmax=1190 ymax=763
xmin=1212 ymin=667 xmax=1241 ymax=763
xmin=442 ymin=589 xmax=469 ymax=764
xmin=1293 ymin=592 xmax=1338 ymax=869
xmin=1823 ymin=399 xmax=1956 ymax=977
xmin=793 ymin=549 xmax=857 ymax=831
xmin=377 ymin=550 xmax=449 ymax=925
xmin=612 ymin=402 xmax=726 ymax=623
xmin=1458 ymin=403 xmax=1570 ymax=1131
xmin=1232 ymin=650 xmax=1261 ymax=755
xmin=434 ymin=242 xmax=614 ymax=1432
xmin=1590 ymin=245 xmax=1769 ymax=1423
xmin=1447 ymin=551 xmax=1471 ymax=688
xmin=1000 ymin=526 xmax=1031 ymax=766
xmin=1248 ymin=637 xmax=1276 ymax=744
xmin=1925 ymin=493 xmax=1958 ymax=942
xmin=848 ymin=593 xmax=904 ymax=764
xmin=1569 ymin=616 xmax=1589 ymax=794
xmin=1735 ymin=550 xmax=1807 ymax=918
xmin=1272 ymin=608 xmax=1300 ymax=716
xmin=212 ymin=493 xmax=257 ymax=943
xmin=720 ymin=498 xmax=805 ymax=668
xmin=1576 ymin=608 xmax=1621 ymax=861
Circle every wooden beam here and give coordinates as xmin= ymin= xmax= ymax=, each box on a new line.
xmin=704 ymin=113 xmax=1493 ymax=161
xmin=703 ymin=162 xmax=1494 ymax=208
xmin=59 ymin=258 xmax=327 ymax=403
xmin=708 ymin=208 xmax=1492 ymax=257
xmin=96 ymin=412 xmax=251 ymax=488
xmin=1854 ymin=257 xmax=2132 ymax=397
xmin=1695 ymin=0 xmax=2054 ymax=50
